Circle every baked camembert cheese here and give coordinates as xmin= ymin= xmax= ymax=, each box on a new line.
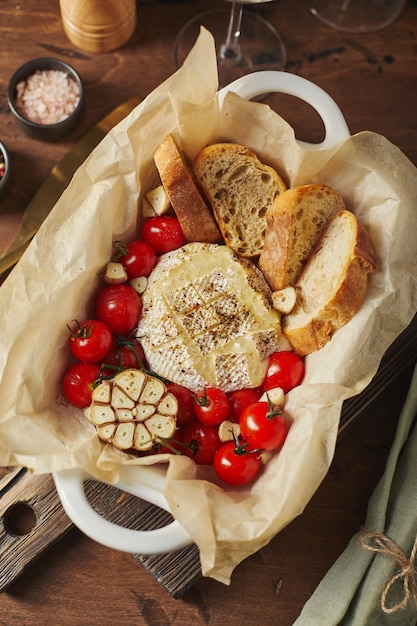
xmin=137 ymin=242 xmax=290 ymax=393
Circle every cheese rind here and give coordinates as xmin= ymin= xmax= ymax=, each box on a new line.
xmin=137 ymin=243 xmax=289 ymax=393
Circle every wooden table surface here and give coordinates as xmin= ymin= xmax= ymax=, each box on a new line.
xmin=1 ymin=1 xmax=416 ymax=624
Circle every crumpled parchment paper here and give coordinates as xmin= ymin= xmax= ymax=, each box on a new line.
xmin=1 ymin=29 xmax=416 ymax=584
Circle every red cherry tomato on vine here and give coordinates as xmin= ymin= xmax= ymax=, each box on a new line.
xmin=113 ymin=240 xmax=157 ymax=279
xmin=240 ymin=401 xmax=288 ymax=451
xmin=262 ymin=351 xmax=305 ymax=394
xmin=227 ymin=387 xmax=262 ymax=422
xmin=68 ymin=319 xmax=112 ymax=363
xmin=61 ymin=362 xmax=101 ymax=408
xmin=140 ymin=216 xmax=186 ymax=254
xmin=156 ymin=438 xmax=183 ymax=456
xmin=213 ymin=441 xmax=261 ymax=486
xmin=104 ymin=337 xmax=146 ymax=370
xmin=95 ymin=284 xmax=142 ymax=335
xmin=180 ymin=420 xmax=222 ymax=465
xmin=166 ymin=383 xmax=196 ymax=428
xmin=194 ymin=387 xmax=230 ymax=426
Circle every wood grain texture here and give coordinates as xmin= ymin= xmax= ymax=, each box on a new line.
xmin=0 ymin=471 xmax=72 ymax=592
xmin=0 ymin=0 xmax=416 ymax=623
xmin=59 ymin=0 xmax=137 ymax=53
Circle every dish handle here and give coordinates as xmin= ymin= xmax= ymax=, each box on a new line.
xmin=53 ymin=72 xmax=349 ymax=556
xmin=53 ymin=464 xmax=192 ymax=554
xmin=218 ymin=70 xmax=350 ymax=151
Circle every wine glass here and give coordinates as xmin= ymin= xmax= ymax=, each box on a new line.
xmin=305 ymin=0 xmax=407 ymax=33
xmin=174 ymin=1 xmax=286 ymax=88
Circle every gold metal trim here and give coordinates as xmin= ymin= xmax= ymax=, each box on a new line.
xmin=0 ymin=97 xmax=141 ymax=279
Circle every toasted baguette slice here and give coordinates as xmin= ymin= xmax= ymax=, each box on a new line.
xmin=193 ymin=143 xmax=287 ymax=257
xmin=259 ymin=184 xmax=346 ymax=292
xmin=154 ymin=134 xmax=222 ymax=244
xmin=282 ymin=210 xmax=377 ymax=356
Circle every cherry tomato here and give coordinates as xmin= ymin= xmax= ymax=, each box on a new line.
xmin=213 ymin=441 xmax=261 ymax=486
xmin=240 ymin=401 xmax=288 ymax=451
xmin=95 ymin=284 xmax=142 ymax=335
xmin=262 ymin=351 xmax=305 ymax=394
xmin=166 ymin=383 xmax=196 ymax=428
xmin=104 ymin=337 xmax=146 ymax=370
xmin=227 ymin=388 xmax=262 ymax=422
xmin=68 ymin=319 xmax=112 ymax=363
xmin=61 ymin=362 xmax=101 ymax=408
xmin=155 ymin=439 xmax=183 ymax=456
xmin=113 ymin=240 xmax=157 ymax=279
xmin=194 ymin=387 xmax=230 ymax=426
xmin=140 ymin=216 xmax=186 ymax=254
xmin=180 ymin=420 xmax=222 ymax=465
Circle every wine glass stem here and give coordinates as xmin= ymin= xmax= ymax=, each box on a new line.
xmin=220 ymin=3 xmax=243 ymax=62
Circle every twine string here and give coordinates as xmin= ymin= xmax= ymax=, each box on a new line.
xmin=359 ymin=529 xmax=417 ymax=614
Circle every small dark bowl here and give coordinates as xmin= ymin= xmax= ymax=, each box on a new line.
xmin=7 ymin=58 xmax=84 ymax=141
xmin=0 ymin=141 xmax=11 ymax=202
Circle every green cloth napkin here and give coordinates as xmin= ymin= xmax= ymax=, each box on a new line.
xmin=294 ymin=362 xmax=417 ymax=626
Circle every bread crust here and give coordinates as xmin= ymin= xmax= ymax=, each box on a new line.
xmin=193 ymin=143 xmax=287 ymax=257
xmin=154 ymin=134 xmax=222 ymax=244
xmin=284 ymin=259 xmax=370 ymax=354
xmin=282 ymin=210 xmax=377 ymax=356
xmin=259 ymin=184 xmax=346 ymax=291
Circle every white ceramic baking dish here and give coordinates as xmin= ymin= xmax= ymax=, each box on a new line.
xmin=53 ymin=69 xmax=350 ymax=555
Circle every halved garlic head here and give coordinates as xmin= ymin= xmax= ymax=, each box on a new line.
xmin=84 ymin=368 xmax=178 ymax=451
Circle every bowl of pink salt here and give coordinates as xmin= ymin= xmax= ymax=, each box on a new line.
xmin=8 ymin=58 xmax=84 ymax=141
xmin=0 ymin=141 xmax=11 ymax=202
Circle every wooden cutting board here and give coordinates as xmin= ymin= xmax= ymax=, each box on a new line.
xmin=0 ymin=468 xmax=201 ymax=598
xmin=1 ymin=314 xmax=416 ymax=598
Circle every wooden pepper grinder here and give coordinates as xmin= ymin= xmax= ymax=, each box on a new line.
xmin=59 ymin=0 xmax=136 ymax=53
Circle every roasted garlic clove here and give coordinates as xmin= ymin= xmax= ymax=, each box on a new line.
xmin=145 ymin=185 xmax=171 ymax=215
xmin=218 ymin=420 xmax=241 ymax=443
xmin=271 ymin=287 xmax=297 ymax=314
xmin=104 ymin=261 xmax=128 ymax=284
xmin=130 ymin=276 xmax=148 ymax=294
xmin=259 ymin=386 xmax=285 ymax=406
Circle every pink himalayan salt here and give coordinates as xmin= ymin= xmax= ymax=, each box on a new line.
xmin=15 ymin=69 xmax=81 ymax=125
